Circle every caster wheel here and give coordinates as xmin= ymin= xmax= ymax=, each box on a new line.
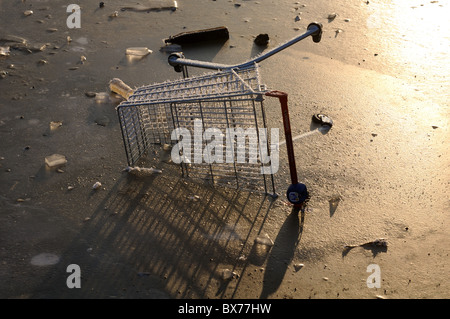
xmin=286 ymin=183 xmax=309 ymax=205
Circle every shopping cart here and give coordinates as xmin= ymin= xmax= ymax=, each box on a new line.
xmin=117 ymin=23 xmax=323 ymax=207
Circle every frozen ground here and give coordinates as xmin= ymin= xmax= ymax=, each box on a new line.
xmin=0 ymin=0 xmax=448 ymax=299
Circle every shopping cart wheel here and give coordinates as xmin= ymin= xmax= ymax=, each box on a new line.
xmin=168 ymin=52 xmax=186 ymax=73
xmin=307 ymin=22 xmax=323 ymax=43
xmin=312 ymin=113 xmax=333 ymax=127
xmin=286 ymin=182 xmax=309 ymax=205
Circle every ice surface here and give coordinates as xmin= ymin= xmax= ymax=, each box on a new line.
xmin=45 ymin=154 xmax=67 ymax=167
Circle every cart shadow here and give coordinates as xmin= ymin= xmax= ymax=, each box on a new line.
xmin=30 ymin=160 xmax=276 ymax=298
xmin=258 ymin=206 xmax=305 ymax=299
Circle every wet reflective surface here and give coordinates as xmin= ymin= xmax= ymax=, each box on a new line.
xmin=0 ymin=0 xmax=448 ymax=299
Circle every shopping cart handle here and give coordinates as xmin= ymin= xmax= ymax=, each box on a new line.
xmin=168 ymin=22 xmax=323 ymax=71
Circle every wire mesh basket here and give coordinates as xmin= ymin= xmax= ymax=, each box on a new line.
xmin=117 ymin=22 xmax=323 ymax=203
xmin=117 ymin=63 xmax=276 ymax=195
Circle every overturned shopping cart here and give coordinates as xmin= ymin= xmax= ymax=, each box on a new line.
xmin=117 ymin=23 xmax=323 ymax=207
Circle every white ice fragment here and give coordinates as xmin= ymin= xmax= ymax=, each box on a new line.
xmin=125 ymin=47 xmax=152 ymax=56
xmin=238 ymin=255 xmax=247 ymax=261
xmin=124 ymin=166 xmax=162 ymax=176
xmin=188 ymin=195 xmax=200 ymax=201
xmin=45 ymin=154 xmax=67 ymax=167
xmin=94 ymin=92 xmax=110 ymax=103
xmin=92 ymin=181 xmax=102 ymax=190
xmin=49 ymin=121 xmax=63 ymax=130
xmin=31 ymin=253 xmax=60 ymax=266
xmin=221 ymin=269 xmax=238 ymax=281
xmin=294 ymin=263 xmax=304 ymax=271
xmin=0 ymin=46 xmax=10 ymax=56
xmin=255 ymin=233 xmax=274 ymax=247
xmin=109 ymin=78 xmax=134 ymax=100
xmin=162 ymin=144 xmax=172 ymax=151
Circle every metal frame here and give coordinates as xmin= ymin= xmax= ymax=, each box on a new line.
xmin=117 ymin=23 xmax=323 ymax=200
